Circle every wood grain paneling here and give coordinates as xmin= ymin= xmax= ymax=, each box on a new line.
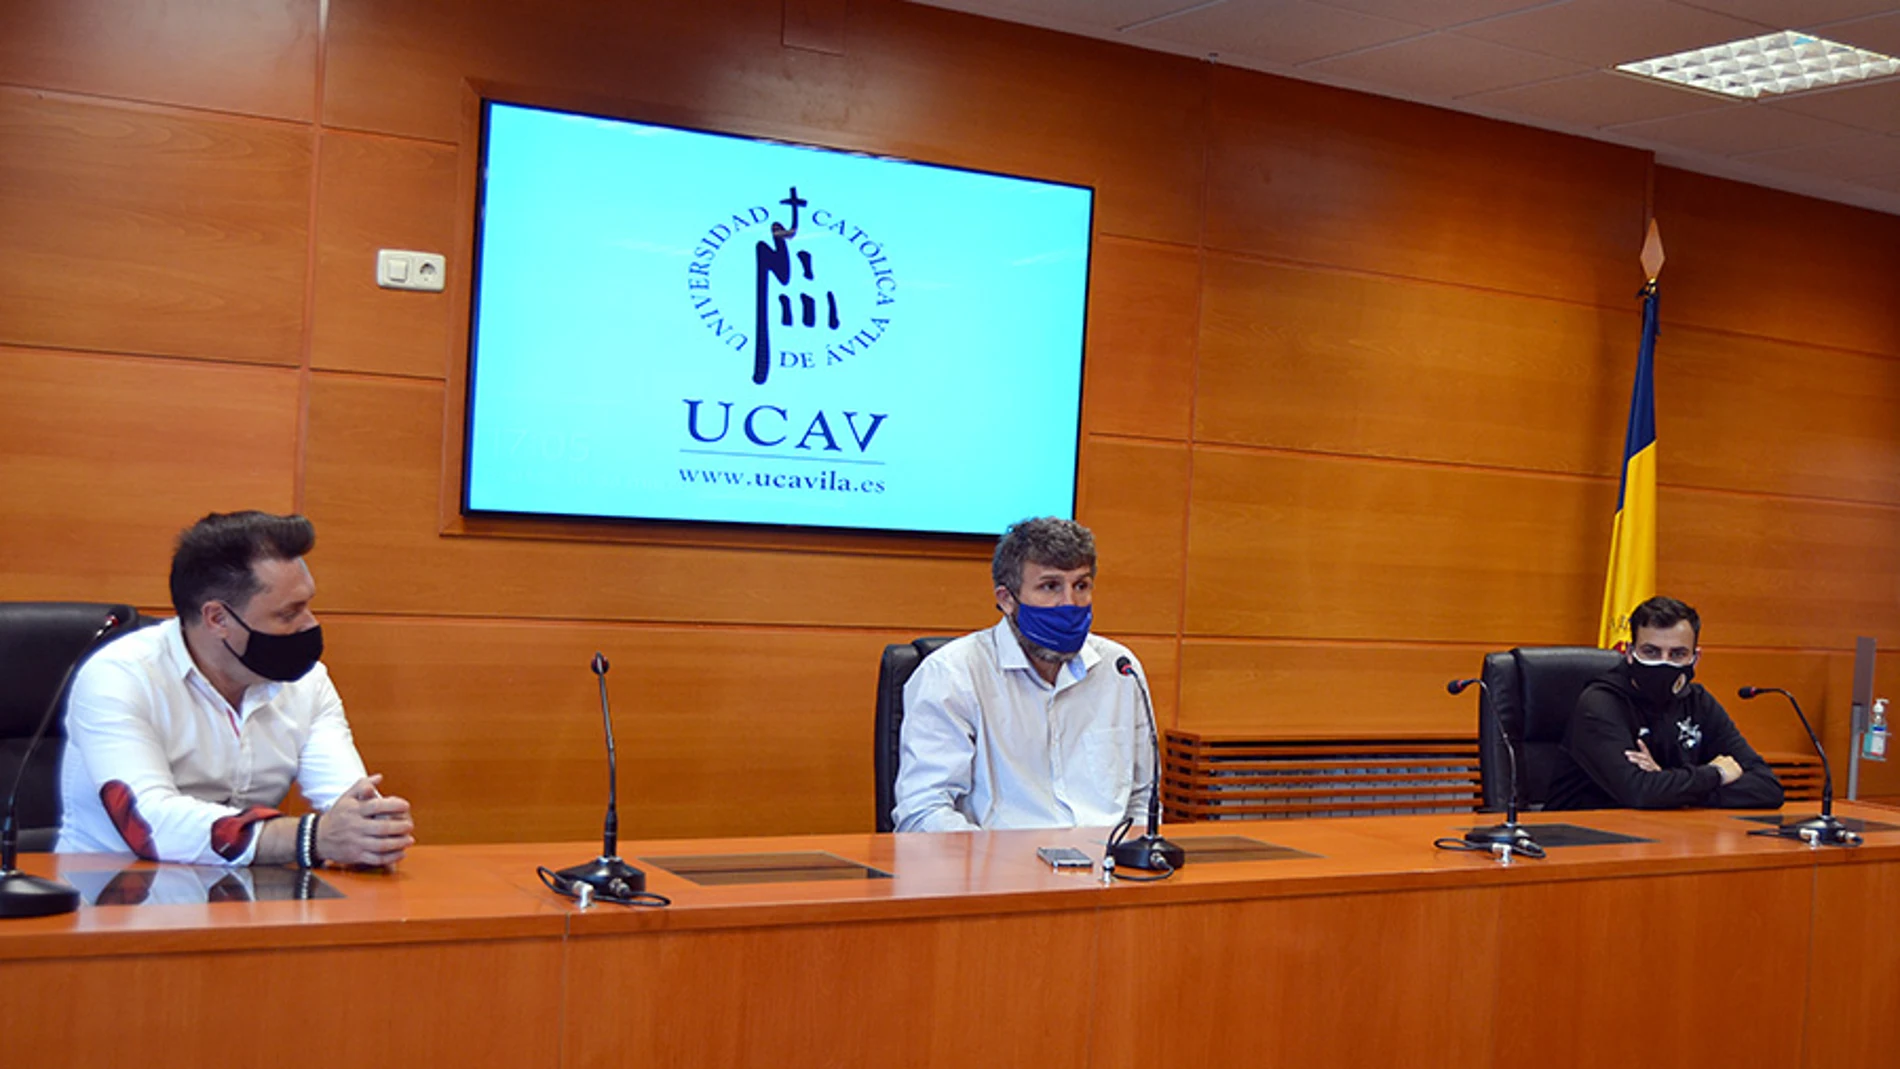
xmin=1661 ymin=484 xmax=1900 ymax=651
xmin=1690 ymin=648 xmax=1835 ymax=756
xmin=0 ymin=0 xmax=318 ymax=122
xmin=2 ymin=938 xmax=561 ymax=1068
xmin=567 ymin=911 xmax=1096 ymax=1069
xmin=1185 ymin=447 xmax=1617 ymax=644
xmin=1807 ymin=860 xmax=1900 ymax=1069
xmin=1657 ymin=167 xmax=1900 ymax=358
xmin=322 ymin=0 xmax=1206 ymax=243
xmin=304 ymin=374 xmax=999 ymax=630
xmin=0 ymin=347 xmax=298 ymax=605
xmin=1196 ymin=254 xmax=1634 ymax=473
xmin=323 ymin=0 xmax=809 ymax=142
xmin=1092 ymin=888 xmax=1499 ymax=1069
xmin=1205 ymin=66 xmax=1649 ymax=306
xmin=1179 ymin=640 xmax=1486 ymax=736
xmin=321 ymin=615 xmax=927 ymax=840
xmin=1082 ymin=237 xmax=1199 ymax=441
xmin=1495 ymin=868 xmax=1810 ymax=1069
xmin=1079 ymin=437 xmax=1189 ymax=636
xmin=311 ymin=130 xmax=461 ymax=378
xmin=0 ymin=89 xmax=310 ymax=365
xmin=1661 ymin=324 xmax=1900 ymax=505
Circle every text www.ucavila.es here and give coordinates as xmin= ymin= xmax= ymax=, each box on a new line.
xmin=679 ymin=467 xmax=887 ymax=493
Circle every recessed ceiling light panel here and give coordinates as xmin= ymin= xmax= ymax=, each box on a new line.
xmin=1616 ymin=31 xmax=1900 ymax=99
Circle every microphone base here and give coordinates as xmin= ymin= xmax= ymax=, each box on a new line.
xmin=1110 ymin=834 xmax=1186 ymax=873
xmin=1765 ymin=813 xmax=1860 ymax=846
xmin=1464 ymin=823 xmax=1539 ymax=849
xmin=0 ymin=868 xmax=81 ymax=919
xmin=556 ymin=855 xmax=647 ymax=897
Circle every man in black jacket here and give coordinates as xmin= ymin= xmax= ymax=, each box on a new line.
xmin=1547 ymin=596 xmax=1784 ymax=811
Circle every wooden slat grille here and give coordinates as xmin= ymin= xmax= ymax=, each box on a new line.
xmin=1164 ymin=730 xmax=1481 ymax=821
xmin=1163 ymin=735 xmax=1825 ymax=821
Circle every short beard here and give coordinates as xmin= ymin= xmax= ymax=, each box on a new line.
xmin=1005 ymin=610 xmax=1078 ymax=665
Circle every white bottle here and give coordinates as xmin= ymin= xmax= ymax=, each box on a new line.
xmin=1865 ymin=698 xmax=1889 ymax=762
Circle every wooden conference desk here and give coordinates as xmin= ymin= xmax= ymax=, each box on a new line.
xmin=4 ymin=805 xmax=1897 ymax=1069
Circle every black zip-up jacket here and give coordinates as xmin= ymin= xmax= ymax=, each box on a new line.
xmin=1545 ymin=667 xmax=1784 ymax=811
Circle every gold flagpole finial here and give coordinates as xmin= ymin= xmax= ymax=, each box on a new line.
xmin=1640 ymin=218 xmax=1665 ymax=284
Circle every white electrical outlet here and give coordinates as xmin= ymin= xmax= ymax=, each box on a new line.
xmin=377 ymin=249 xmax=446 ymax=292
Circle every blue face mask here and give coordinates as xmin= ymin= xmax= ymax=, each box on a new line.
xmin=1012 ymin=601 xmax=1092 ymax=655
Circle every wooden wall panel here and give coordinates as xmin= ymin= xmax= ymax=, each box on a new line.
xmin=1082 ymin=237 xmax=1199 ymax=441
xmin=1093 ymin=888 xmax=1499 ymax=1069
xmin=3 ymin=938 xmax=561 ymax=1068
xmin=1178 ymin=641 xmax=1484 ymax=736
xmin=1808 ymin=861 xmax=1900 ymax=1069
xmin=1196 ymin=254 xmax=1633 ymax=472
xmin=303 ymin=373 xmax=1000 ymax=631
xmin=321 ymin=615 xmax=919 ymax=840
xmin=0 ymin=0 xmax=318 ymax=122
xmin=1661 ymin=485 xmax=1900 ymax=651
xmin=321 ymin=0 xmax=1206 ymax=243
xmin=1204 ymin=66 xmax=1649 ymax=306
xmin=1656 ymin=167 xmax=1900 ymax=358
xmin=1185 ymin=447 xmax=1616 ymax=644
xmin=1496 ymin=868 xmax=1810 ymax=1069
xmin=1078 ymin=438 xmax=1189 ymax=636
xmin=1691 ymin=648 xmax=1835 ymax=755
xmin=568 ymin=912 xmax=1096 ymax=1069
xmin=311 ymin=131 xmax=461 ymax=378
xmin=1661 ymin=324 xmax=1900 ymax=505
xmin=0 ymin=89 xmax=310 ymax=365
xmin=0 ymin=347 xmax=298 ymax=605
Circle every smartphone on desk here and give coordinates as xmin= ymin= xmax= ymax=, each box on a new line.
xmin=1036 ymin=846 xmax=1094 ymax=871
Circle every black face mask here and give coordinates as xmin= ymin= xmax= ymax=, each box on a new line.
xmin=220 ymin=606 xmax=323 ymax=682
xmin=1629 ymin=656 xmax=1694 ymax=699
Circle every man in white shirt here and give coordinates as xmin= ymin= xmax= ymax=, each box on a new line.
xmin=58 ymin=511 xmax=414 ymax=868
xmin=892 ymin=517 xmax=1152 ymax=832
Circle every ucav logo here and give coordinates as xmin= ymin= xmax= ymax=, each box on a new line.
xmin=683 ymin=400 xmax=887 ymax=453
xmin=684 ymin=186 xmax=896 ymax=386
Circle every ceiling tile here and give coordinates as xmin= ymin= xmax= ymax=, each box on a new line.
xmin=1734 ymin=132 xmax=1900 ymax=178
xmin=1297 ymin=30 xmax=1589 ymax=97
xmin=1611 ymin=101 xmax=1867 ymax=155
xmin=1303 ymin=0 xmax=1553 ymax=30
xmin=905 ymin=0 xmax=1210 ymax=33
xmin=1462 ymin=69 xmax=1737 ymax=125
xmin=1129 ymin=0 xmax=1425 ymax=65
xmin=1669 ymin=1 xmax=1900 ymax=32
xmin=1456 ymin=0 xmax=1774 ymax=66
xmin=1763 ymin=78 xmax=1900 ymax=133
xmin=1818 ymin=11 xmax=1900 ymax=52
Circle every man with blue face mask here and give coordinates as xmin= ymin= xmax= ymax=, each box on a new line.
xmin=58 ymin=511 xmax=415 ymax=867
xmin=1547 ymin=595 xmax=1783 ymax=811
xmin=892 ymin=517 xmax=1152 ymax=832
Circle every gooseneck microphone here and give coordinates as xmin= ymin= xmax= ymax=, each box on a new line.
xmin=2 ymin=611 xmax=119 ymax=919
xmin=1107 ymin=657 xmax=1185 ymax=875
xmin=1738 ymin=685 xmax=1857 ymax=846
xmin=1442 ymin=677 xmax=1543 ymax=859
xmin=542 ymin=653 xmax=661 ymax=903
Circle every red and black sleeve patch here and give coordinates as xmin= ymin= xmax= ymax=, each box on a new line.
xmin=99 ymin=780 xmax=157 ymax=861
xmin=209 ymin=806 xmax=282 ymax=862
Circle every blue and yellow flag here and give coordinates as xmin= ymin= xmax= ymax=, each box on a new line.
xmin=1598 ymin=276 xmax=1660 ymax=649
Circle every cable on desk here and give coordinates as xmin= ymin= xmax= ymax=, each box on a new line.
xmin=537 ymin=866 xmax=672 ymax=908
xmin=1432 ymin=837 xmax=1545 ymax=861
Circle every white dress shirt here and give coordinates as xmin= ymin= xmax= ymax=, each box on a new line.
xmin=56 ymin=618 xmax=368 ymax=865
xmin=892 ymin=617 xmax=1154 ymax=832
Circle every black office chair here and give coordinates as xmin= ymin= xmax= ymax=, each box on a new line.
xmin=0 ymin=602 xmax=144 ymax=851
xmin=1477 ymin=646 xmax=1623 ymax=812
xmin=873 ymin=637 xmax=954 ymax=833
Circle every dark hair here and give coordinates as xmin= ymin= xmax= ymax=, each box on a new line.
xmin=992 ymin=517 xmax=1095 ymax=594
xmin=1629 ymin=595 xmax=1700 ymax=643
xmin=169 ymin=511 xmax=317 ymax=624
